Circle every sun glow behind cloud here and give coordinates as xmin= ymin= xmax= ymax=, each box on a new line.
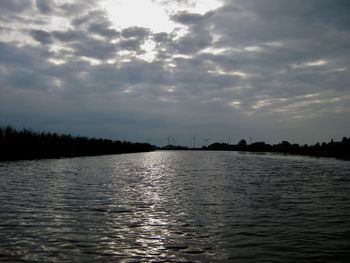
xmin=100 ymin=0 xmax=223 ymax=33
xmin=101 ymin=0 xmax=175 ymax=33
xmin=100 ymin=0 xmax=223 ymax=61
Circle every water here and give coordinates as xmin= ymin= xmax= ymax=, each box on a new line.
xmin=0 ymin=151 xmax=350 ymax=262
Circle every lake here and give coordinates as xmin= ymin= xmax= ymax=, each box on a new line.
xmin=1 ymin=151 xmax=350 ymax=262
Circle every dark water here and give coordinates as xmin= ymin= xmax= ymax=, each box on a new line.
xmin=1 ymin=151 xmax=350 ymax=262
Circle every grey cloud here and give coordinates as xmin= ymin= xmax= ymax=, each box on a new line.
xmin=59 ymin=1 xmax=96 ymax=17
xmin=153 ymin=32 xmax=170 ymax=43
xmin=88 ymin=22 xmax=120 ymax=38
xmin=157 ymin=11 xmax=215 ymax=55
xmin=0 ymin=42 xmax=52 ymax=68
xmin=30 ymin=29 xmax=53 ymax=45
xmin=0 ymin=42 xmax=57 ymax=92
xmin=154 ymin=0 xmax=193 ymax=5
xmin=70 ymin=9 xmax=120 ymax=39
xmin=116 ymin=27 xmax=152 ymax=52
xmin=72 ymin=10 xmax=107 ymax=27
xmin=152 ymin=28 xmax=213 ymax=56
xmin=72 ymin=37 xmax=118 ymax=60
xmin=121 ymin=27 xmax=150 ymax=39
xmin=35 ymin=0 xmax=54 ymax=14
xmin=32 ymin=28 xmax=118 ymax=61
xmin=238 ymin=0 xmax=350 ymax=30
xmin=119 ymin=39 xmax=144 ymax=51
xmin=215 ymin=0 xmax=350 ymax=45
xmin=0 ymin=0 xmax=33 ymax=13
xmin=171 ymin=10 xmax=215 ymax=25
xmin=0 ymin=0 xmax=34 ymax=24
xmin=52 ymin=30 xmax=83 ymax=42
xmin=172 ymin=29 xmax=213 ymax=54
xmin=170 ymin=58 xmax=239 ymax=99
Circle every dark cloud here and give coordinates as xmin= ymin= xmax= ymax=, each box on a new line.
xmin=71 ymin=10 xmax=108 ymax=27
xmin=88 ymin=22 xmax=120 ymax=38
xmin=121 ymin=27 xmax=150 ymax=39
xmin=171 ymin=10 xmax=215 ymax=25
xmin=153 ymin=32 xmax=169 ymax=43
xmin=0 ymin=42 xmax=52 ymax=68
xmin=59 ymin=1 xmax=96 ymax=17
xmin=52 ymin=30 xmax=83 ymax=42
xmin=119 ymin=38 xmax=145 ymax=51
xmin=172 ymin=28 xmax=213 ymax=54
xmin=30 ymin=29 xmax=53 ymax=45
xmin=35 ymin=0 xmax=54 ymax=14
xmin=71 ymin=37 xmax=118 ymax=60
xmin=0 ymin=0 xmax=33 ymax=13
xmin=69 ymin=9 xmax=120 ymax=39
xmin=215 ymin=0 xmax=350 ymax=45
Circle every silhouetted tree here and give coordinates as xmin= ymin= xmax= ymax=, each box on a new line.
xmin=206 ymin=136 xmax=350 ymax=160
xmin=238 ymin=139 xmax=247 ymax=146
xmin=0 ymin=126 xmax=154 ymax=162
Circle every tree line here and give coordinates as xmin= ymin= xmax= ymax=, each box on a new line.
xmin=0 ymin=126 xmax=154 ymax=162
xmin=205 ymin=138 xmax=350 ymax=160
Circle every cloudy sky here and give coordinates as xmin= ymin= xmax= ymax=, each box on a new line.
xmin=1 ymin=0 xmax=349 ymax=146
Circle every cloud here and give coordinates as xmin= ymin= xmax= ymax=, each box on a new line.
xmin=172 ymin=28 xmax=213 ymax=54
xmin=88 ymin=22 xmax=120 ymax=38
xmin=71 ymin=37 xmax=118 ymax=60
xmin=121 ymin=27 xmax=151 ymax=39
xmin=0 ymin=0 xmax=350 ymax=144
xmin=35 ymin=0 xmax=54 ymax=14
xmin=52 ymin=30 xmax=83 ymax=42
xmin=0 ymin=0 xmax=33 ymax=13
xmin=30 ymin=29 xmax=53 ymax=45
xmin=170 ymin=10 xmax=215 ymax=25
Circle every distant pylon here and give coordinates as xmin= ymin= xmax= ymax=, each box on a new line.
xmin=203 ymin=138 xmax=210 ymax=147
xmin=166 ymin=136 xmax=171 ymax=145
xmin=191 ymin=137 xmax=196 ymax=148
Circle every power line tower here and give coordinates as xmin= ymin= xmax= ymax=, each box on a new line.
xmin=191 ymin=137 xmax=196 ymax=149
xmin=203 ymin=138 xmax=210 ymax=147
xmin=166 ymin=136 xmax=171 ymax=145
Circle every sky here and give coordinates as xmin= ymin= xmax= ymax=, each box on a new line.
xmin=1 ymin=0 xmax=350 ymax=146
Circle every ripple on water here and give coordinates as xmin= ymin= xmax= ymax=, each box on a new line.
xmin=0 ymin=151 xmax=350 ymax=262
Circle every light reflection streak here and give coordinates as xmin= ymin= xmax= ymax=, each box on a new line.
xmin=102 ymin=152 xmax=177 ymax=258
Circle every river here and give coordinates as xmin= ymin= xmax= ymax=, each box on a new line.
xmin=1 ymin=151 xmax=349 ymax=262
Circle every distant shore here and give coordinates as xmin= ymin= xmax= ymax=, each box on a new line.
xmin=0 ymin=126 xmax=154 ymax=162
xmin=1 ymin=126 xmax=349 ymax=162
xmin=159 ymin=138 xmax=350 ymax=161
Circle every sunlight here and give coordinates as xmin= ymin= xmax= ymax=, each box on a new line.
xmin=139 ymin=39 xmax=157 ymax=62
xmin=99 ymin=0 xmax=223 ymax=62
xmin=100 ymin=0 xmax=223 ymax=33
xmin=290 ymin=59 xmax=328 ymax=69
xmin=244 ymin=45 xmax=263 ymax=52
xmin=156 ymin=0 xmax=223 ymax=15
xmin=306 ymin=60 xmax=327 ymax=67
xmin=100 ymin=0 xmax=176 ymax=33
xmin=229 ymin=100 xmax=241 ymax=109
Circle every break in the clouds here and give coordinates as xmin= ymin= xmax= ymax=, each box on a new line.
xmin=1 ymin=0 xmax=350 ymax=145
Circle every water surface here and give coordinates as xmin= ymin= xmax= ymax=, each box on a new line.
xmin=1 ymin=151 xmax=350 ymax=262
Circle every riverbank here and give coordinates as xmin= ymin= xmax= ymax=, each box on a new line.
xmin=0 ymin=126 xmax=154 ymax=162
xmin=159 ymin=138 xmax=350 ymax=161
